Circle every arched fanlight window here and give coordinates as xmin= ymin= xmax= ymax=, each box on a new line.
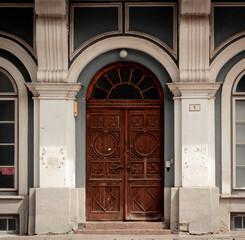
xmin=87 ymin=62 xmax=163 ymax=102
xmin=0 ymin=68 xmax=17 ymax=190
xmin=232 ymin=74 xmax=245 ymax=189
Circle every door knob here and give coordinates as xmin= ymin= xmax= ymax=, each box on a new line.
xmin=127 ymin=165 xmax=130 ymax=170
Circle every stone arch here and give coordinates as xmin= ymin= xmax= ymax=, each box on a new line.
xmin=68 ymin=36 xmax=179 ymax=83
xmin=221 ymin=58 xmax=245 ymax=194
xmin=0 ymin=57 xmax=28 ymax=195
xmin=0 ymin=37 xmax=37 ymax=82
xmin=210 ymin=38 xmax=245 ymax=83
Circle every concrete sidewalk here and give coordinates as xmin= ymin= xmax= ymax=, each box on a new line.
xmin=1 ymin=233 xmax=245 ymax=240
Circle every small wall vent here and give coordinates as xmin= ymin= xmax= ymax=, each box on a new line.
xmin=0 ymin=216 xmax=18 ymax=234
xmin=231 ymin=213 xmax=245 ymax=230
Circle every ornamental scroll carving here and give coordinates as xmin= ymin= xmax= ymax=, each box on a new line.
xmin=108 ymin=115 xmax=119 ymax=128
xmin=132 ymin=115 xmax=143 ymax=128
xmin=146 ymin=115 xmax=160 ymax=128
xmin=92 ymin=163 xmax=103 ymax=174
xmin=35 ymin=0 xmax=68 ymax=83
xmin=91 ymin=115 xmax=103 ymax=128
xmin=179 ymin=0 xmax=210 ymax=82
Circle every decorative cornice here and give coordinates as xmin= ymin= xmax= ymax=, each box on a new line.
xmin=179 ymin=0 xmax=211 ymax=82
xmin=181 ymin=0 xmax=210 ymax=16
xmin=35 ymin=0 xmax=66 ymax=17
xmin=167 ymin=82 xmax=222 ymax=99
xmin=35 ymin=0 xmax=68 ymax=83
xmin=25 ymin=83 xmax=82 ymax=100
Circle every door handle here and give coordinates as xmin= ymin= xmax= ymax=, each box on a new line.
xmin=127 ymin=165 xmax=130 ymax=170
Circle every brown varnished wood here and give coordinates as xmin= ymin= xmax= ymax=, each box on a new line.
xmin=126 ymin=109 xmax=164 ymax=220
xmin=124 ymin=109 xmax=128 ymax=219
xmin=86 ymin=107 xmax=164 ymax=221
xmin=86 ymin=109 xmax=125 ymax=220
xmin=86 ymin=62 xmax=164 ymax=221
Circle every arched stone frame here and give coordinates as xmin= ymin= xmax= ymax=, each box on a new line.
xmin=221 ymin=59 xmax=245 ymax=195
xmin=0 ymin=31 xmax=36 ymax=59
xmin=68 ymin=36 xmax=179 ymax=83
xmin=0 ymin=57 xmax=28 ymax=195
xmin=0 ymin=37 xmax=37 ymax=82
xmin=210 ymin=38 xmax=245 ymax=83
xmin=209 ymin=39 xmax=245 ymax=195
xmin=68 ymin=37 xmax=178 ymax=223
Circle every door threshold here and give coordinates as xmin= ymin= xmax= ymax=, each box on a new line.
xmin=76 ymin=221 xmax=170 ymax=235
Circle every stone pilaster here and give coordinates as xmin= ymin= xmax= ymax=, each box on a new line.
xmin=179 ymin=0 xmax=210 ymax=82
xmin=26 ymin=83 xmax=81 ymax=188
xmin=167 ymin=82 xmax=221 ymax=234
xmin=168 ymin=82 xmax=221 ymax=187
xmin=35 ymin=0 xmax=68 ymax=82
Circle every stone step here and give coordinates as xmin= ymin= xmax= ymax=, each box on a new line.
xmin=75 ymin=229 xmax=171 ymax=235
xmin=79 ymin=221 xmax=167 ymax=230
xmin=76 ymin=221 xmax=171 ymax=235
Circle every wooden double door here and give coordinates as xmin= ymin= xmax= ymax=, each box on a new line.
xmin=86 ymin=107 xmax=163 ymax=220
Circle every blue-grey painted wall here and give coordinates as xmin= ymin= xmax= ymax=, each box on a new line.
xmin=75 ymin=49 xmax=175 ymax=188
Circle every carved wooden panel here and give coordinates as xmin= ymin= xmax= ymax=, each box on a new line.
xmin=108 ymin=115 xmax=120 ymax=128
xmin=86 ymin=108 xmax=163 ymax=221
xmin=91 ymin=115 xmax=104 ymax=128
xmin=127 ymin=110 xmax=163 ymax=220
xmin=133 ymin=133 xmax=157 ymax=157
xmin=146 ymin=115 xmax=160 ymax=128
xmin=128 ymin=184 xmax=162 ymax=218
xmin=91 ymin=185 xmax=120 ymax=212
xmin=131 ymin=115 xmax=144 ymax=128
xmin=86 ymin=109 xmax=124 ymax=220
xmin=93 ymin=133 xmax=118 ymax=157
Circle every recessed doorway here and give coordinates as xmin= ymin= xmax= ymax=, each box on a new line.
xmin=86 ymin=62 xmax=164 ymax=221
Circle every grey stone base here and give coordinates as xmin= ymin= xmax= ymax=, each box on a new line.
xmin=28 ymin=188 xmax=85 ymax=235
xmin=171 ymin=187 xmax=219 ymax=234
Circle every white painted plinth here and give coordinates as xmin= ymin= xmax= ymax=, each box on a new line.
xmin=32 ymin=188 xmax=85 ymax=234
xmin=179 ymin=187 xmax=219 ymax=234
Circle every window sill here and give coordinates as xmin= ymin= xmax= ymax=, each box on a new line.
xmin=220 ymin=194 xmax=245 ymax=199
xmin=0 ymin=196 xmax=24 ymax=200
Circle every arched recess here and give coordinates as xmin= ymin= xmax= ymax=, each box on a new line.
xmin=221 ymin=58 xmax=245 ymax=195
xmin=210 ymin=38 xmax=245 ymax=83
xmin=0 ymin=37 xmax=37 ymax=82
xmin=0 ymin=57 xmax=28 ymax=195
xmin=68 ymin=36 xmax=179 ymax=83
xmin=74 ymin=47 xmax=175 ymax=222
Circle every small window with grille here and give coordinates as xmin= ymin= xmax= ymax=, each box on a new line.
xmin=0 ymin=216 xmax=18 ymax=233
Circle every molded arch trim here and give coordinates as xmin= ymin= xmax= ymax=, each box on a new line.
xmin=221 ymin=58 xmax=245 ymax=195
xmin=0 ymin=57 xmax=28 ymax=195
xmin=0 ymin=37 xmax=37 ymax=82
xmin=210 ymin=38 xmax=245 ymax=83
xmin=68 ymin=36 xmax=179 ymax=83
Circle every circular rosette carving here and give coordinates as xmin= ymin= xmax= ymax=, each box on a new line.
xmin=93 ymin=133 xmax=118 ymax=157
xmin=133 ymin=133 xmax=157 ymax=157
